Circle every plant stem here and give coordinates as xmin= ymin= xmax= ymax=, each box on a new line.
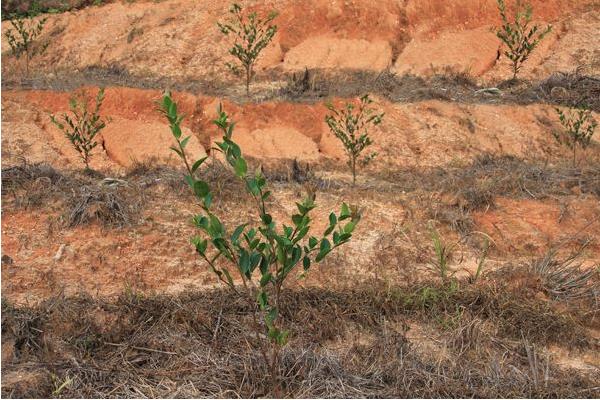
xmin=245 ymin=65 xmax=251 ymax=96
xmin=351 ymin=156 xmax=356 ymax=186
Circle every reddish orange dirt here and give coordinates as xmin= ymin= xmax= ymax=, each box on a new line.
xmin=1 ymin=0 xmax=599 ymax=304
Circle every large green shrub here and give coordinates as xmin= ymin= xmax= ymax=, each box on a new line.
xmin=160 ymin=93 xmax=361 ymax=393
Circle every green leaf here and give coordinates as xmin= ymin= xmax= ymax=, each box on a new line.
xmin=171 ymin=124 xmax=182 ymax=139
xmin=193 ymin=181 xmax=210 ymax=198
xmin=231 ymin=224 xmax=246 ymax=243
xmin=191 ymin=156 xmax=208 ymax=174
xmin=329 ymin=212 xmax=337 ymax=227
xmin=234 ymin=157 xmax=247 ymax=177
xmin=343 ymin=221 xmax=357 ymax=234
xmin=261 ymin=213 xmax=272 ymax=225
xmin=340 ymin=203 xmax=351 ymax=219
xmin=257 ymin=291 xmax=268 ymax=310
xmin=260 ymin=272 xmax=272 ymax=287
xmin=316 ymin=239 xmax=331 ymax=262
xmin=191 ymin=236 xmax=208 ymax=255
xmin=180 ymin=135 xmax=191 ymax=149
xmin=303 ymin=256 xmax=310 ymax=271
xmin=170 ymin=145 xmax=183 ymax=157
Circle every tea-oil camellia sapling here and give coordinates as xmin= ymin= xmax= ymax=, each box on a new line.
xmin=495 ymin=0 xmax=552 ymax=80
xmin=553 ymin=105 xmax=597 ymax=167
xmin=4 ymin=13 xmax=48 ymax=77
xmin=218 ymin=3 xmax=278 ymax=96
xmin=325 ymin=94 xmax=384 ymax=186
xmin=50 ymin=88 xmax=107 ymax=171
xmin=160 ymin=93 xmax=361 ymax=394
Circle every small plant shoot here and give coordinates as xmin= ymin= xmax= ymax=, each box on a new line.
xmin=554 ymin=105 xmax=597 ymax=167
xmin=218 ymin=3 xmax=278 ymax=96
xmin=50 ymin=88 xmax=107 ymax=171
xmin=495 ymin=0 xmax=552 ymax=80
xmin=325 ymin=94 xmax=384 ymax=186
xmin=160 ymin=93 xmax=361 ymax=394
xmin=4 ymin=13 xmax=48 ymax=77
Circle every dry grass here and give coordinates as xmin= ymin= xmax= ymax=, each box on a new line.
xmin=6 ymin=67 xmax=600 ymax=111
xmin=2 ymin=275 xmax=598 ymax=398
xmin=527 ymin=244 xmax=599 ymax=303
xmin=65 ymin=181 xmax=143 ymax=228
xmin=1 ymin=161 xmax=65 ymax=208
xmin=1 ymin=161 xmax=145 ymax=228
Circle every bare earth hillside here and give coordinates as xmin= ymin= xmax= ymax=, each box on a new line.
xmin=1 ymin=0 xmax=599 ymax=397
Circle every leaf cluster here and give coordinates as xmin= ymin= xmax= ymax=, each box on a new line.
xmin=495 ymin=0 xmax=551 ymax=77
xmin=325 ymin=94 xmax=384 ymax=169
xmin=554 ymin=105 xmax=597 ymax=150
xmin=50 ymin=88 xmax=107 ymax=169
xmin=4 ymin=14 xmax=47 ymax=59
xmin=217 ymin=3 xmax=277 ymax=75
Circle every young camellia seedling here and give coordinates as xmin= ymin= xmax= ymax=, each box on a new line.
xmin=160 ymin=93 xmax=361 ymax=394
xmin=495 ymin=0 xmax=552 ymax=80
xmin=50 ymin=88 xmax=107 ymax=171
xmin=218 ymin=3 xmax=278 ymax=96
xmin=554 ymin=105 xmax=597 ymax=167
xmin=325 ymin=94 xmax=384 ymax=186
xmin=4 ymin=13 xmax=48 ymax=77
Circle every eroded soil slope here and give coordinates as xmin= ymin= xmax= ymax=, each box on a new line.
xmin=1 ymin=0 xmax=600 ymax=397
xmin=2 ymin=0 xmax=599 ymax=84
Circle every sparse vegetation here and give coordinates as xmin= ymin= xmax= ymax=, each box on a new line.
xmin=495 ymin=0 xmax=552 ymax=80
xmin=325 ymin=94 xmax=384 ymax=185
xmin=554 ymin=105 xmax=597 ymax=167
xmin=528 ymin=245 xmax=599 ymax=302
xmin=4 ymin=13 xmax=48 ymax=77
xmin=161 ymin=93 xmax=361 ymax=394
xmin=218 ymin=3 xmax=278 ymax=96
xmin=50 ymin=88 xmax=107 ymax=171
xmin=2 ymin=279 xmax=598 ymax=398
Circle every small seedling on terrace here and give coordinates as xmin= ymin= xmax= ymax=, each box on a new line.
xmin=160 ymin=93 xmax=361 ymax=395
xmin=553 ymin=105 xmax=597 ymax=167
xmin=218 ymin=3 xmax=278 ymax=96
xmin=4 ymin=13 xmax=48 ymax=77
xmin=495 ymin=0 xmax=552 ymax=80
xmin=325 ymin=94 xmax=384 ymax=186
xmin=50 ymin=88 xmax=107 ymax=171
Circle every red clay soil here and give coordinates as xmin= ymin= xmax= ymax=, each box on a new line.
xmin=1 ymin=0 xmax=598 ymax=81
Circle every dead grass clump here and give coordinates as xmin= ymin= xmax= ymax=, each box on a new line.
xmin=65 ymin=182 xmax=143 ymax=228
xmin=537 ymin=71 xmax=600 ymax=111
xmin=1 ymin=161 xmax=64 ymax=208
xmin=527 ymin=245 xmax=599 ymax=303
xmin=125 ymin=157 xmax=189 ymax=194
xmin=1 ymin=299 xmax=46 ymax=359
